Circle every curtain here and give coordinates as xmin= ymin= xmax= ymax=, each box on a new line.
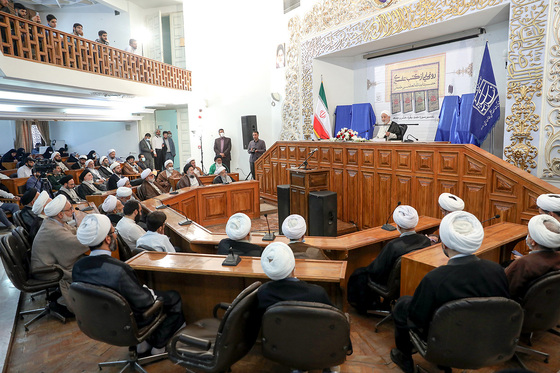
xmin=35 ymin=121 xmax=50 ymax=146
xmin=15 ymin=120 xmax=32 ymax=152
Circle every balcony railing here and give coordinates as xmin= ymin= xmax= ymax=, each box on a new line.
xmin=0 ymin=12 xmax=191 ymax=90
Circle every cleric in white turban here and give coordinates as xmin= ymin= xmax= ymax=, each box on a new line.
xmin=211 ymin=166 xmax=233 ymax=184
xmin=536 ymin=194 xmax=560 ymax=221
xmin=101 ymin=195 xmax=124 ymax=225
xmin=375 ymin=109 xmax=401 ymax=140
xmin=116 ymin=186 xmax=133 ymax=201
xmin=217 ymin=213 xmax=262 ymax=257
xmin=438 ymin=193 xmax=465 ymax=215
xmin=77 ymin=214 xmax=113 ymax=247
xmin=257 ymin=241 xmax=333 ymax=311
xmin=390 ymin=211 xmax=510 ymax=368
xmin=505 ymin=214 xmax=560 ymax=299
xmin=348 ymin=205 xmax=431 ymax=312
xmin=117 ymin=177 xmax=130 ymax=188
xmin=44 ymin=194 xmax=68 ymax=217
xmin=281 ymin=214 xmax=328 ymax=260
xmin=32 ymin=190 xmax=51 ymax=215
xmin=102 ymin=195 xmax=118 ymax=213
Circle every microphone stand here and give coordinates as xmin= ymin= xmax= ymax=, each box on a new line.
xmin=298 ymin=150 xmax=317 ymax=169
xmin=199 ymin=134 xmax=206 ymax=175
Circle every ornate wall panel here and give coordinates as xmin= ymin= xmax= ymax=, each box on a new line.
xmin=360 ymin=170 xmax=376 ymax=228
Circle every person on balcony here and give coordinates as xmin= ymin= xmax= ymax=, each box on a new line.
xmin=46 ymin=14 xmax=56 ymax=28
xmin=95 ymin=30 xmax=109 ymax=45
xmin=125 ymin=38 xmax=137 ymax=54
xmin=72 ymin=23 xmax=83 ymax=37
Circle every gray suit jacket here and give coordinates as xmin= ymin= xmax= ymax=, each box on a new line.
xmin=139 ymin=138 xmax=155 ymax=161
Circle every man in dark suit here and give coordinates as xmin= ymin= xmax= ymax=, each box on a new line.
xmin=73 ymin=214 xmax=185 ymax=355
xmin=390 ymin=211 xmax=510 ymax=373
xmin=505 ymin=214 xmax=560 ymax=301
xmin=139 ymin=133 xmax=155 ymax=170
xmin=213 ymin=128 xmax=232 ymax=171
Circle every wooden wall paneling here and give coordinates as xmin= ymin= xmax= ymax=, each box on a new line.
xmin=376 ymin=149 xmax=392 ymax=171
xmin=288 ymin=146 xmax=297 ymax=161
xmin=199 ymin=191 xmax=228 ymax=223
xmin=415 ymin=151 xmax=435 ymax=174
xmin=280 ymin=163 xmax=289 ymax=186
xmin=271 ymin=162 xmax=279 ymax=195
xmin=333 ymin=147 xmax=344 ymax=165
xmin=491 ymin=169 xmax=518 ymax=197
xmin=396 ymin=150 xmax=412 ymax=171
xmin=290 ymin=188 xmax=307 ymax=221
xmin=413 ymin=177 xmax=436 ymax=219
xmin=462 ymin=182 xmax=487 ymax=220
xmin=263 ymin=167 xmax=273 ymax=195
xmin=230 ymin=189 xmax=255 ymax=215
xmin=360 ymin=171 xmax=376 ymax=229
xmin=346 ymin=148 xmax=359 ymax=167
xmin=297 ymin=146 xmax=309 ymax=161
xmin=332 ymin=169 xmax=345 ymax=220
xmin=522 ymin=187 xmax=540 ymax=215
xmin=488 ymin=198 xmax=516 ymax=226
xmin=396 ymin=175 xmax=413 ymax=207
xmin=345 ymin=169 xmax=360 ymax=225
xmin=361 ymin=149 xmax=375 ymax=169
xmin=319 ymin=147 xmax=332 ymax=164
xmin=279 ymin=146 xmax=287 ymax=160
xmin=180 ymin=195 xmax=198 ymax=221
xmin=463 ymin=153 xmax=487 ymax=179
xmin=438 ymin=151 xmax=460 ymax=175
xmin=271 ymin=147 xmax=278 ymax=161
xmin=374 ymin=173 xmax=393 ymax=226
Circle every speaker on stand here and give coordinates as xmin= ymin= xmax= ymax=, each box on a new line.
xmin=308 ymin=191 xmax=337 ymax=237
xmin=241 ymin=115 xmax=258 ymax=150
xmin=277 ymin=185 xmax=290 ymax=235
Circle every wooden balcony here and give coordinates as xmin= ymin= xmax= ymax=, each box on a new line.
xmin=0 ymin=12 xmax=191 ymax=91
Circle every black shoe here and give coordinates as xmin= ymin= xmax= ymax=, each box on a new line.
xmin=390 ymin=348 xmax=414 ymax=373
xmin=48 ymin=302 xmax=74 ymax=319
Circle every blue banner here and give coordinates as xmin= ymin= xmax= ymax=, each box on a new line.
xmin=435 ymin=95 xmax=460 ymax=141
xmin=470 ymin=43 xmax=500 ymax=144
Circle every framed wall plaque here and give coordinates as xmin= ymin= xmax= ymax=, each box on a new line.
xmin=414 ymin=91 xmax=426 ymax=112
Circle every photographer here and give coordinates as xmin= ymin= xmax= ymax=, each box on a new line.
xmin=26 ymin=165 xmax=54 ymax=198
xmin=247 ymin=131 xmax=266 ymax=180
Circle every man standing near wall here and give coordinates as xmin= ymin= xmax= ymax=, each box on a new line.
xmin=152 ymin=129 xmax=164 ymax=171
xmin=247 ymin=131 xmax=266 ymax=180
xmin=163 ymin=131 xmax=176 ymax=164
xmin=139 ymin=133 xmax=155 ymax=170
xmin=213 ymin=128 xmax=232 ymax=171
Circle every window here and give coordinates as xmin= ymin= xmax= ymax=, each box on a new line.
xmin=31 ymin=124 xmax=43 ymax=147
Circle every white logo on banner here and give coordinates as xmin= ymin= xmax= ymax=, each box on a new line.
xmin=473 ymin=79 xmax=498 ymax=116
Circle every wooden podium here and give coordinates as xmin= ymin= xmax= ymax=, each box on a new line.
xmin=289 ymin=168 xmax=330 ymax=233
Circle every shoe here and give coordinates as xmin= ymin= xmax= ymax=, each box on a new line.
xmin=48 ymin=301 xmax=75 ymax=319
xmin=151 ymin=346 xmax=166 ymax=355
xmin=390 ymin=348 xmax=414 ymax=373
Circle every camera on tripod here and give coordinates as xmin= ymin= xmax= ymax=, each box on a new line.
xmin=34 ymin=159 xmax=56 ymax=178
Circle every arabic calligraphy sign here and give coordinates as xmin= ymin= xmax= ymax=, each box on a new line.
xmin=385 ymin=54 xmax=446 ymax=101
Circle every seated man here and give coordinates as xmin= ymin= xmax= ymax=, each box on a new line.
xmin=176 ymin=164 xmax=203 ymax=189
xmin=138 ymin=169 xmax=165 ymax=200
xmin=56 ymin=175 xmax=86 ymax=204
xmin=85 ymin=159 xmax=105 ymax=183
xmin=29 ymin=190 xmax=51 ymax=239
xmin=375 ymin=110 xmax=401 ymax=140
xmin=212 ymin=166 xmax=234 ymax=184
xmin=0 ymin=186 xmax=20 ymax=229
xmin=347 ymin=205 xmax=431 ymax=313
xmin=73 ymin=214 xmax=185 ymax=355
xmin=51 ymin=151 xmax=69 ymax=172
xmin=258 ymin=241 xmax=332 ymax=312
xmin=71 ymin=154 xmax=88 ymax=170
xmin=217 ymin=213 xmax=262 ymax=256
xmin=31 ymin=195 xmax=89 ymax=314
xmin=136 ymin=211 xmax=175 ymax=252
xmin=536 ymin=193 xmax=560 ymax=222
xmin=115 ymin=200 xmax=146 ymax=250
xmin=98 ymin=156 xmax=113 ymax=179
xmin=47 ymin=165 xmax=65 ymax=191
xmin=101 ymin=195 xmax=123 ymax=226
xmin=107 ymin=162 xmax=128 ymax=190
xmin=26 ymin=167 xmax=53 ymax=197
xmin=505 ymin=214 xmax=560 ymax=301
xmin=137 ymin=155 xmax=149 ymax=171
xmin=390 ymin=211 xmax=510 ymax=373
xmin=438 ymin=192 xmax=464 ymax=216
xmin=282 ymin=214 xmax=328 ymax=260
xmin=156 ymin=160 xmax=181 ymax=193
xmin=107 ymin=149 xmax=119 ymax=165
xmin=77 ymin=169 xmax=102 ymax=200
xmin=116 ymin=185 xmax=137 ymax=205
xmin=123 ymin=155 xmax=140 ymax=175
xmin=19 ymin=188 xmax=39 ymax=231
xmin=17 ymin=157 xmax=35 ymax=178
xmin=208 ymin=155 xmax=229 ymax=175
xmin=185 ymin=157 xmax=203 ymax=176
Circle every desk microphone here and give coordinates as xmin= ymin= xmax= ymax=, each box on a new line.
xmin=404 ymin=134 xmax=418 ymax=142
xmin=262 ymin=213 xmax=276 ymax=241
xmin=382 ymin=201 xmax=401 ymax=231
xmin=308 ymin=148 xmax=318 ymax=155
xmin=481 ymin=214 xmax=500 ymax=224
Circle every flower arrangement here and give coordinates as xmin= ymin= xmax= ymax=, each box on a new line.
xmin=335 ymin=127 xmax=359 ymax=141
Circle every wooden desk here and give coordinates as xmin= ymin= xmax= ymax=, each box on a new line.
xmin=127 ymin=251 xmax=347 ymax=322
xmin=0 ymin=177 xmax=29 ymax=195
xmin=400 ymin=222 xmax=527 ymax=296
xmin=150 ymin=181 xmax=260 ymax=226
xmin=85 ymin=190 xmax=116 ymax=207
xmin=0 ymin=169 xmax=16 ymax=177
xmin=169 ymin=173 xmax=240 ymax=189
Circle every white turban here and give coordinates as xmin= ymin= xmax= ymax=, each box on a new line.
xmin=109 ymin=162 xmax=120 ymax=171
xmin=108 ymin=149 xmax=116 ymax=155
xmin=536 ymin=194 xmax=560 ymax=213
xmin=261 ymin=242 xmax=295 ymax=281
xmin=50 ymin=151 xmax=60 ymax=160
xmin=216 ymin=166 xmax=226 ymax=174
xmin=117 ymin=177 xmax=129 ymax=188
xmin=381 ymin=110 xmax=391 ymax=117
xmin=32 ymin=191 xmax=50 ymax=215
xmin=225 ymin=213 xmax=251 ymax=240
xmin=164 ymin=160 xmax=173 ymax=168
xmin=186 ymin=157 xmax=194 ymax=164
xmin=528 ymin=214 xmax=560 ymax=249
xmin=100 ymin=156 xmax=108 ymax=163
xmin=102 ymin=195 xmax=117 ymax=213
xmin=438 ymin=193 xmax=465 ymax=213
xmin=77 ymin=214 xmax=112 ymax=247
xmin=79 ymin=154 xmax=87 ymax=160
xmin=44 ymin=195 xmax=68 ymax=217
xmin=282 ymin=214 xmax=306 ymax=240
xmin=393 ymin=205 xmax=419 ymax=230
xmin=141 ymin=168 xmax=152 ymax=179
xmin=85 ymin=159 xmax=94 ymax=168
xmin=439 ymin=211 xmax=484 ymax=254
xmin=116 ymin=187 xmax=132 ymax=198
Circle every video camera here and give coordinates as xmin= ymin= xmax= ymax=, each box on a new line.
xmin=34 ymin=158 xmax=56 ymax=178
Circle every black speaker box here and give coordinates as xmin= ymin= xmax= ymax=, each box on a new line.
xmin=308 ymin=191 xmax=337 ymax=237
xmin=277 ymin=185 xmax=290 ymax=235
xmin=241 ymin=115 xmax=258 ymax=149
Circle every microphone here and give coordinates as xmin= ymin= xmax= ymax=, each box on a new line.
xmin=481 ymin=214 xmax=500 ymax=224
xmin=382 ymin=201 xmax=402 ymax=231
xmin=404 ymin=134 xmax=418 ymax=143
xmin=309 ymin=148 xmax=318 ymax=155
xmin=262 ymin=213 xmax=276 ymax=241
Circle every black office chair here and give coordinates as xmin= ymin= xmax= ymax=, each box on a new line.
xmin=410 ymin=297 xmax=523 ymax=373
xmin=261 ymin=301 xmax=352 ymax=372
xmin=12 ymin=210 xmax=26 ymax=228
xmin=116 ymin=232 xmax=134 ymax=261
xmin=0 ymin=234 xmax=65 ymax=330
xmin=68 ymin=282 xmax=167 ymax=372
xmin=12 ymin=226 xmax=31 ymax=252
xmin=398 ymin=123 xmax=408 ymax=140
xmin=168 ymin=282 xmax=262 ymax=372
xmin=367 ymin=257 xmax=402 ymax=332
xmin=514 ymin=270 xmax=560 ymax=368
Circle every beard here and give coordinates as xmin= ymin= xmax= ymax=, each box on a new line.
xmin=109 ymin=235 xmax=117 ymax=252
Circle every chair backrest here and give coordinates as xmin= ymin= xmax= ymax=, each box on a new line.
xmin=12 ymin=210 xmax=25 ymax=228
xmin=169 ymin=281 xmax=262 ymax=372
xmin=136 ymin=185 xmax=146 ymax=201
xmin=369 ymin=257 xmax=402 ymax=300
xmin=519 ymin=270 xmax=560 ymax=333
xmin=261 ymin=301 xmax=351 ymax=371
xmin=421 ymin=297 xmax=522 ymax=369
xmin=398 ymin=123 xmax=408 ymax=140
xmin=0 ymin=235 xmax=28 ymax=291
xmin=12 ymin=226 xmax=31 ymax=253
xmin=69 ymin=282 xmax=162 ymax=347
xmin=116 ymin=232 xmax=133 ymax=261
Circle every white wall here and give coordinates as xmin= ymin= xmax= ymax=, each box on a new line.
xmin=183 ymin=0 xmax=283 ymax=177
xmin=0 ymin=121 xmax=16 ymax=151
xmin=49 ymin=121 xmax=139 ymax=158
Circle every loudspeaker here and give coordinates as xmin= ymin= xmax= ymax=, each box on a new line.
xmin=277 ymin=185 xmax=290 ymax=235
xmin=241 ymin=115 xmax=258 ymax=149
xmin=308 ymin=191 xmax=337 ymax=237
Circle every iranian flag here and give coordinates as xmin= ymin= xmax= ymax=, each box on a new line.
xmin=313 ymin=82 xmax=332 ymax=139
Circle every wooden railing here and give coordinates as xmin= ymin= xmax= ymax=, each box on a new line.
xmin=0 ymin=12 xmax=191 ymax=90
